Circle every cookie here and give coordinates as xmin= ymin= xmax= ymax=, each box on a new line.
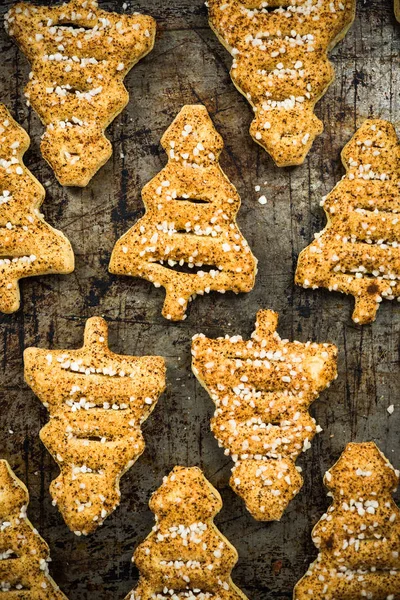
xmin=396 ymin=0 xmax=400 ymax=21
xmin=294 ymin=442 xmax=400 ymax=599
xmin=208 ymin=0 xmax=355 ymax=166
xmin=0 ymin=459 xmax=68 ymax=598
xmin=0 ymin=104 xmax=74 ymax=314
xmin=296 ymin=119 xmax=400 ymax=324
xmin=5 ymin=0 xmax=156 ymax=187
xmin=24 ymin=317 xmax=166 ymax=536
xmin=109 ymin=104 xmax=257 ymax=321
xmin=192 ymin=309 xmax=338 ymax=521
xmin=126 ymin=466 xmax=248 ymax=600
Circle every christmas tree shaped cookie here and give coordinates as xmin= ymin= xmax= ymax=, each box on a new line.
xmin=126 ymin=466 xmax=248 ymax=600
xmin=296 ymin=119 xmax=400 ymax=324
xmin=5 ymin=0 xmax=156 ymax=186
xmin=192 ymin=310 xmax=338 ymax=521
xmin=0 ymin=459 xmax=68 ymax=598
xmin=295 ymin=442 xmax=400 ymax=599
xmin=109 ymin=105 xmax=257 ymax=321
xmin=208 ymin=0 xmax=355 ymax=166
xmin=24 ymin=317 xmax=166 ymax=536
xmin=0 ymin=104 xmax=74 ymax=314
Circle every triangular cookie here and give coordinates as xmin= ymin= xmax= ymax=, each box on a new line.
xmin=295 ymin=442 xmax=400 ymax=599
xmin=24 ymin=317 xmax=166 ymax=535
xmin=296 ymin=119 xmax=400 ymax=324
xmin=109 ymin=104 xmax=257 ymax=321
xmin=192 ymin=309 xmax=337 ymax=520
xmin=126 ymin=466 xmax=248 ymax=600
xmin=0 ymin=459 xmax=68 ymax=598
xmin=5 ymin=0 xmax=156 ymax=186
xmin=0 ymin=104 xmax=74 ymax=314
xmin=208 ymin=0 xmax=355 ymax=166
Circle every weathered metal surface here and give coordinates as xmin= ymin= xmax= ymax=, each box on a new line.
xmin=0 ymin=1 xmax=399 ymax=599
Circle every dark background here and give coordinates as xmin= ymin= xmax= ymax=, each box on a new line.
xmin=0 ymin=0 xmax=399 ymax=598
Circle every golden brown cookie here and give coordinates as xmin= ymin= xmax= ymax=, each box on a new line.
xmin=0 ymin=459 xmax=68 ymax=598
xmin=296 ymin=119 xmax=400 ymax=324
xmin=5 ymin=0 xmax=156 ymax=187
xmin=192 ymin=309 xmax=338 ymax=521
xmin=109 ymin=104 xmax=257 ymax=321
xmin=208 ymin=0 xmax=355 ymax=166
xmin=0 ymin=104 xmax=74 ymax=314
xmin=125 ymin=466 xmax=248 ymax=600
xmin=294 ymin=442 xmax=400 ymax=599
xmin=24 ymin=317 xmax=166 ymax=536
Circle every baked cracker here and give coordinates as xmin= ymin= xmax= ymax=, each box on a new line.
xmin=296 ymin=119 xmax=400 ymax=324
xmin=126 ymin=466 xmax=248 ymax=600
xmin=294 ymin=442 xmax=400 ymax=599
xmin=0 ymin=459 xmax=68 ymax=598
xmin=5 ymin=0 xmax=156 ymax=187
xmin=24 ymin=317 xmax=166 ymax=536
xmin=109 ymin=104 xmax=257 ymax=321
xmin=208 ymin=0 xmax=355 ymax=166
xmin=192 ymin=310 xmax=337 ymax=521
xmin=0 ymin=104 xmax=74 ymax=314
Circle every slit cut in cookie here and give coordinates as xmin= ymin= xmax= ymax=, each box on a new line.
xmin=125 ymin=466 xmax=249 ymax=600
xmin=294 ymin=442 xmax=400 ymax=599
xmin=192 ymin=310 xmax=338 ymax=521
xmin=109 ymin=104 xmax=257 ymax=321
xmin=0 ymin=460 xmax=68 ymax=598
xmin=5 ymin=0 xmax=156 ymax=187
xmin=207 ymin=0 xmax=355 ymax=166
xmin=24 ymin=317 xmax=166 ymax=536
xmin=295 ymin=119 xmax=400 ymax=324
xmin=0 ymin=104 xmax=74 ymax=314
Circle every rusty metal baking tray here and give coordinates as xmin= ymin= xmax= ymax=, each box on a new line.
xmin=0 ymin=1 xmax=399 ymax=598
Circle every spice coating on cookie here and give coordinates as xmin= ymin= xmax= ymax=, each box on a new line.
xmin=126 ymin=466 xmax=248 ymax=600
xmin=296 ymin=119 xmax=400 ymax=324
xmin=294 ymin=442 xmax=400 ymax=599
xmin=5 ymin=0 xmax=156 ymax=187
xmin=109 ymin=104 xmax=257 ymax=321
xmin=192 ymin=310 xmax=338 ymax=521
xmin=0 ymin=460 xmax=68 ymax=598
xmin=0 ymin=104 xmax=74 ymax=314
xmin=24 ymin=317 xmax=166 ymax=536
xmin=208 ymin=0 xmax=355 ymax=166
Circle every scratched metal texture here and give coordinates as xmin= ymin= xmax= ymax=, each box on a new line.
xmin=0 ymin=0 xmax=399 ymax=598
